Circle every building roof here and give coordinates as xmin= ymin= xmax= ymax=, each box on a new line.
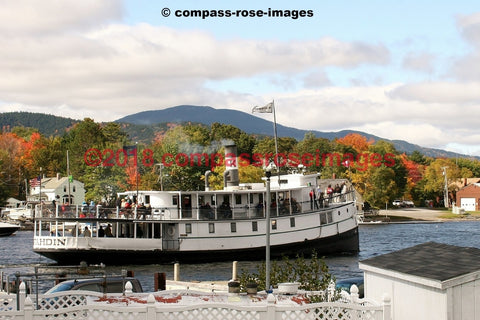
xmin=453 ymin=178 xmax=480 ymax=190
xmin=457 ymin=182 xmax=480 ymax=192
xmin=360 ymin=242 xmax=480 ymax=283
xmin=40 ymin=176 xmax=84 ymax=190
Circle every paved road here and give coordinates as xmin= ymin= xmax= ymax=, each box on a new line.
xmin=379 ymin=208 xmax=444 ymax=221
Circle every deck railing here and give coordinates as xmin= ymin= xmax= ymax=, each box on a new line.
xmin=34 ymin=191 xmax=356 ymax=222
xmin=1 ymin=282 xmax=390 ymax=320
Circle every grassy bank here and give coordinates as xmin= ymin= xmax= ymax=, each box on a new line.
xmin=439 ymin=211 xmax=480 ymax=219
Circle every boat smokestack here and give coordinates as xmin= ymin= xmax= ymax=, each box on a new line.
xmin=223 ymin=141 xmax=239 ymax=189
xmin=205 ymin=170 xmax=212 ymax=191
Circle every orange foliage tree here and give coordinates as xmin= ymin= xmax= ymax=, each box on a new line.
xmin=336 ymin=133 xmax=374 ymax=152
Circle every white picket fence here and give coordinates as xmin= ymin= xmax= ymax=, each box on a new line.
xmin=0 ymin=283 xmax=391 ymax=320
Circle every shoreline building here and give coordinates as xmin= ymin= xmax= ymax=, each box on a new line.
xmin=28 ymin=173 xmax=85 ymax=206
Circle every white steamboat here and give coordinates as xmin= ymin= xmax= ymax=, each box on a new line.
xmin=33 ymin=145 xmax=359 ymax=265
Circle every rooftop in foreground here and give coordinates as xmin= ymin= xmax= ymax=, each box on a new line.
xmin=360 ymin=241 xmax=480 ymax=282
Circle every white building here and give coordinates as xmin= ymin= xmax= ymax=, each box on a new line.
xmin=28 ymin=174 xmax=85 ymax=206
xmin=360 ymin=242 xmax=480 ymax=320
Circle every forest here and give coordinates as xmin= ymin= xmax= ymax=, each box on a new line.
xmin=1 ymin=117 xmax=479 ymax=209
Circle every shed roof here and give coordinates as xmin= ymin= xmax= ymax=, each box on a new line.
xmin=360 ymin=242 xmax=480 ymax=282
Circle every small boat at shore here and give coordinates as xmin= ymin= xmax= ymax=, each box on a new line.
xmin=32 ymin=145 xmax=359 ymax=265
xmin=0 ymin=221 xmax=20 ymax=237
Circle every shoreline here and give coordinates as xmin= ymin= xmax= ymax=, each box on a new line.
xmin=363 ymin=207 xmax=480 ymax=223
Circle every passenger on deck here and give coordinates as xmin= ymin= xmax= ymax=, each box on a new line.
xmin=255 ymin=202 xmax=263 ymax=216
xmin=138 ymin=203 xmax=146 ymax=219
xmin=98 ymin=226 xmax=105 ymax=237
xmin=200 ymin=202 xmax=214 ymax=219
xmin=83 ymin=226 xmax=91 ymax=237
xmin=145 ymin=204 xmax=152 ymax=219
xmin=219 ymin=201 xmax=232 ymax=218
xmin=318 ymin=192 xmax=325 ymax=208
xmin=281 ymin=198 xmax=290 ymax=215
xmin=105 ymin=224 xmax=113 ymax=237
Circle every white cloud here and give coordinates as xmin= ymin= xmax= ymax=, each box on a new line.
xmin=0 ymin=0 xmax=122 ymax=35
xmin=402 ymin=52 xmax=435 ymax=73
xmin=457 ymin=12 xmax=480 ymax=47
xmin=387 ymin=82 xmax=480 ymax=104
xmin=1 ymin=1 xmax=480 ymax=157
xmin=0 ymin=6 xmax=389 ymax=122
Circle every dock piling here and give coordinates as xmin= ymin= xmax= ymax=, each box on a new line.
xmin=232 ymin=261 xmax=238 ymax=281
xmin=174 ymin=263 xmax=180 ymax=281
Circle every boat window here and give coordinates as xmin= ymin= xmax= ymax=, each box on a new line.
xmin=210 ymin=195 xmax=216 ymax=206
xmin=327 ymin=211 xmax=333 ymax=223
xmin=271 ymin=220 xmax=277 ymax=230
xmin=252 ymin=221 xmax=258 ymax=232
xmin=320 ymin=213 xmax=327 ymax=225
xmin=208 ymin=223 xmax=215 ymax=233
xmin=249 ymin=194 xmax=254 ymax=204
xmin=153 ymin=224 xmax=161 ymax=238
xmin=73 ymin=186 xmax=76 ymax=192
xmin=185 ymin=223 xmax=192 ymax=234
xmin=182 ymin=195 xmax=192 ymax=218
xmin=230 ymin=222 xmax=236 ymax=233
xmin=290 ymin=217 xmax=295 ymax=228
xmin=222 ymin=195 xmax=230 ymax=204
xmin=145 ymin=195 xmax=150 ymax=205
xmin=235 ymin=194 xmax=241 ymax=205
xmin=172 ymin=195 xmax=178 ymax=206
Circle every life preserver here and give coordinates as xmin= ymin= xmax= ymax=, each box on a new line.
xmin=167 ymin=226 xmax=176 ymax=237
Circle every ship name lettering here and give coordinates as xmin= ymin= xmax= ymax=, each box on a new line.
xmin=35 ymin=238 xmax=65 ymax=246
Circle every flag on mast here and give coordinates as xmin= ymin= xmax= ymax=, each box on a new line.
xmin=29 ymin=177 xmax=41 ymax=188
xmin=252 ymin=101 xmax=274 ymax=113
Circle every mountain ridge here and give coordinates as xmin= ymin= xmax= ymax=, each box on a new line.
xmin=0 ymin=107 xmax=472 ymax=159
xmin=115 ymin=105 xmax=468 ymax=159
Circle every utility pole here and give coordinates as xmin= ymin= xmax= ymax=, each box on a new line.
xmin=442 ymin=166 xmax=449 ymax=208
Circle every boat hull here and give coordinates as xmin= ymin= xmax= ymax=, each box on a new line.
xmin=34 ymin=226 xmax=359 ymax=265
xmin=0 ymin=224 xmax=20 ymax=237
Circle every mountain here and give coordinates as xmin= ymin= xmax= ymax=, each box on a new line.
xmin=0 ymin=108 xmax=471 ymax=159
xmin=115 ymin=105 xmax=466 ymax=159
xmin=0 ymin=111 xmax=79 ymax=136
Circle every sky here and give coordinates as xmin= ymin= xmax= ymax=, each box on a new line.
xmin=1 ymin=0 xmax=480 ymax=156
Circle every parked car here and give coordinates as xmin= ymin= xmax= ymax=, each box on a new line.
xmin=392 ymin=200 xmax=415 ymax=208
xmin=392 ymin=200 xmax=403 ymax=207
xmin=403 ymin=200 xmax=415 ymax=208
xmin=45 ymin=277 xmax=143 ymax=294
xmin=336 ymin=277 xmax=364 ymax=298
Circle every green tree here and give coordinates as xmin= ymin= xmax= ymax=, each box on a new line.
xmin=210 ymin=123 xmax=256 ymax=155
xmin=421 ymin=158 xmax=461 ymax=206
xmin=364 ymin=166 xmax=398 ymax=207
xmin=291 ymin=133 xmax=333 ymax=174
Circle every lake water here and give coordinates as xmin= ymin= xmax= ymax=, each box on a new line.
xmin=1 ymin=221 xmax=479 ymax=292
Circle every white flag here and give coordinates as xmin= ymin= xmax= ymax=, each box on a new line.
xmin=252 ymin=101 xmax=274 ymax=113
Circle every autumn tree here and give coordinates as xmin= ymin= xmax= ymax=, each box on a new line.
xmin=0 ymin=133 xmax=21 ymax=202
xmin=421 ymin=158 xmax=465 ymax=206
xmin=336 ymin=133 xmax=373 ymax=152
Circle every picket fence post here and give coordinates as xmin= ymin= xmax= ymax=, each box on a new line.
xmin=24 ymin=297 xmax=34 ymax=320
xmin=350 ymin=284 xmax=359 ymax=304
xmin=19 ymin=282 xmax=27 ymax=310
xmin=382 ymin=293 xmax=391 ymax=320
xmin=266 ymin=293 xmax=276 ymax=320
xmin=125 ymin=281 xmax=133 ymax=294
xmin=146 ymin=294 xmax=157 ymax=320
